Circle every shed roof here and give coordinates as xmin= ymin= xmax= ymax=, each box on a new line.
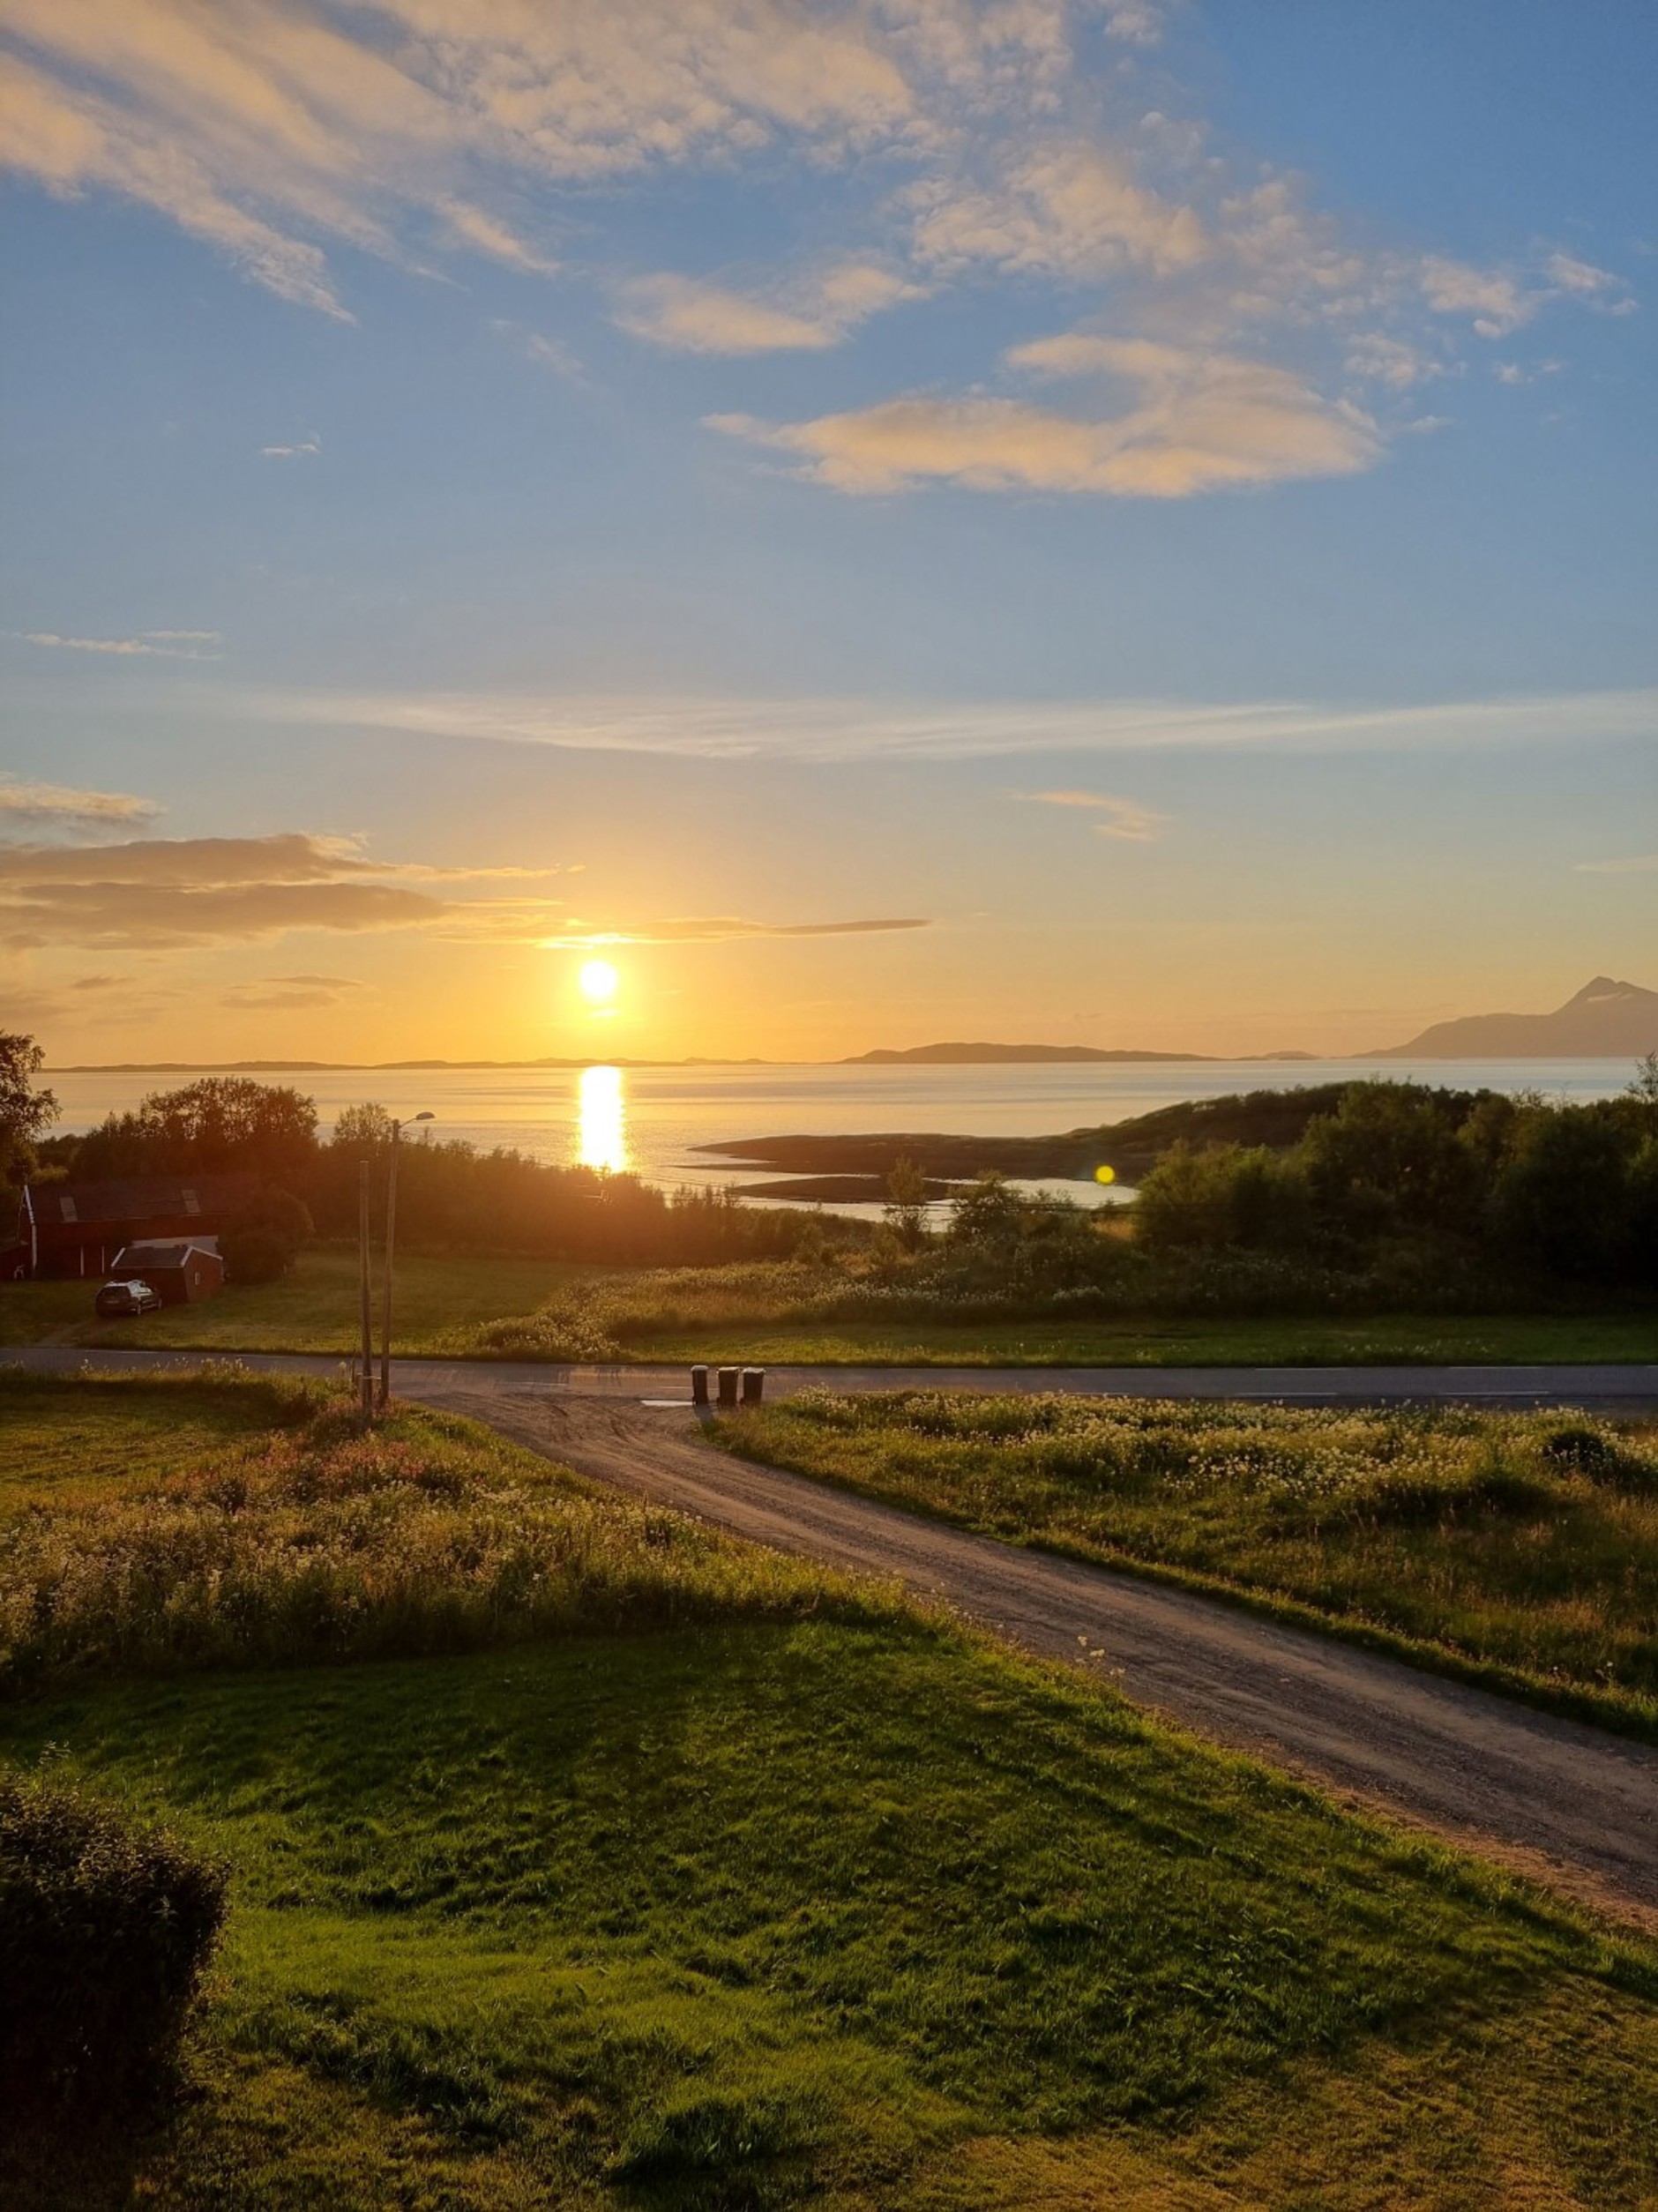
xmin=111 ymin=1240 xmax=224 ymax=1272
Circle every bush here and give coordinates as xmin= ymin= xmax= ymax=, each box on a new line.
xmin=0 ymin=1768 xmax=226 ymax=2111
xmin=220 ymin=1187 xmax=313 ymax=1283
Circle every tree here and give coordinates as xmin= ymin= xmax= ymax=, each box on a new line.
xmin=883 ymin=1155 xmax=930 ymax=1252
xmin=1489 ymin=1110 xmax=1631 ymax=1279
xmin=331 ymin=1102 xmax=397 ymax=1152
xmin=0 ymin=1032 xmax=57 ymax=1185
xmin=75 ymin=1078 xmax=318 ymax=1181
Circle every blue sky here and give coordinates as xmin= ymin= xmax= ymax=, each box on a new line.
xmin=0 ymin=0 xmax=1652 ymax=1061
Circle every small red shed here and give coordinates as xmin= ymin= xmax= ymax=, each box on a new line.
xmin=107 ymin=1239 xmax=226 ymax=1304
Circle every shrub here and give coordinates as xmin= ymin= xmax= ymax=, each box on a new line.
xmin=220 ymin=1187 xmax=313 ymax=1283
xmin=0 ymin=1768 xmax=226 ymax=2112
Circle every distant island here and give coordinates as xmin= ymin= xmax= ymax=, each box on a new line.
xmin=1370 ymin=975 xmax=1657 ymax=1058
xmin=844 ymin=1042 xmax=1210 ymax=1065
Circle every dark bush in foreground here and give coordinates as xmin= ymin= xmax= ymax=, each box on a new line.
xmin=0 ymin=1769 xmax=227 ymax=2113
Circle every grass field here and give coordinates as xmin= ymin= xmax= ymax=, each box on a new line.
xmin=2 ymin=1371 xmax=1656 ymax=2207
xmin=0 ymin=1250 xmax=601 ymax=1354
xmin=721 ymin=1394 xmax=1658 ymax=1736
xmin=3 ymin=1250 xmax=1654 ymax=1365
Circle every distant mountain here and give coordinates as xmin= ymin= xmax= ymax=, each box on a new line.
xmin=844 ymin=1042 xmax=1211 ymax=1065
xmin=1370 ymin=976 xmax=1658 ymax=1059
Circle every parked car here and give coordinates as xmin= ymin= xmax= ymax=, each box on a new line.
xmin=94 ymin=1278 xmax=163 ymax=1318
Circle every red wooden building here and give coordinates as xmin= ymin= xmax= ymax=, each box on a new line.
xmin=108 ymin=1239 xmax=227 ymax=1304
xmin=19 ymin=1174 xmax=261 ymax=1280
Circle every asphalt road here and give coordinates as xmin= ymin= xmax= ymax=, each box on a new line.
xmin=11 ymin=1344 xmax=1657 ymax=1924
xmin=6 ymin=1344 xmax=1658 ymax=1408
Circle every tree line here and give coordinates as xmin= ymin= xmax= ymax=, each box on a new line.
xmin=17 ymin=1064 xmax=818 ymax=1268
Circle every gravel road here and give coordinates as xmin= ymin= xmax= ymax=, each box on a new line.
xmin=415 ymin=1381 xmax=1658 ymax=1930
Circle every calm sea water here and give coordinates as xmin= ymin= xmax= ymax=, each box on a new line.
xmin=44 ymin=1057 xmax=1640 ymax=1216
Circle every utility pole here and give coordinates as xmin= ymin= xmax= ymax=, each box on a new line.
xmin=357 ymin=1157 xmax=374 ymax=1420
xmin=378 ymin=1111 xmax=433 ymax=1413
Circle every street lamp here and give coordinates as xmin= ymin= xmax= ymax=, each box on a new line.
xmin=377 ymin=1111 xmax=434 ymax=1412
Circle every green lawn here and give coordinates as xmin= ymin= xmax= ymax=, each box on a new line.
xmin=0 ymin=1249 xmax=602 ymax=1355
xmin=721 ymin=1394 xmax=1658 ymax=1736
xmin=1 ymin=1372 xmax=1656 ymax=2207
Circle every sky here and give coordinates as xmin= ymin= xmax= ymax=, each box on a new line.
xmin=0 ymin=0 xmax=1653 ymax=1065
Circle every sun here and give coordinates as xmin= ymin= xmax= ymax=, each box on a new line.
xmin=578 ymin=957 xmax=619 ymax=1005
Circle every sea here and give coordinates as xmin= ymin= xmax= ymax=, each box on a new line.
xmin=43 ymin=1058 xmax=1643 ymax=1219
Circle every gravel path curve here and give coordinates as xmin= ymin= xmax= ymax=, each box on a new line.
xmin=420 ymin=1383 xmax=1658 ymax=1930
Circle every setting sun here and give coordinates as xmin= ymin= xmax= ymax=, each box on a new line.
xmin=578 ymin=958 xmax=619 ymax=1005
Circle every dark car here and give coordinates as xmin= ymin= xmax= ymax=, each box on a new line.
xmin=94 ymin=1279 xmax=163 ymax=1318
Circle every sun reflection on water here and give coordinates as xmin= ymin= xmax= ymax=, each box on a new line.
xmin=579 ymin=1064 xmax=629 ymax=1173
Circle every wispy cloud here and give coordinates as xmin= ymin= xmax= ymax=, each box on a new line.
xmin=1019 ymin=788 xmax=1167 ymax=841
xmin=0 ymin=777 xmax=158 ymax=833
xmin=11 ymin=629 xmax=220 ymax=658
xmin=261 ymin=436 xmax=321 ymax=458
xmin=222 ymin=971 xmax=365 ymax=1008
xmin=1574 ymin=854 xmax=1658 ymax=875
xmin=709 ymin=336 xmax=1379 ymax=499
xmin=258 ymin=684 xmax=1658 ymax=763
xmin=538 ymin=915 xmax=930 ymax=947
xmin=615 ymin=261 xmax=921 ymax=355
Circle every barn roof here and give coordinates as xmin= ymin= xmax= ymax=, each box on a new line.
xmin=26 ymin=1173 xmax=259 ymax=1227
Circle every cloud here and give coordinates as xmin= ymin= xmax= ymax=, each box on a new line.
xmin=615 ymin=261 xmax=920 ymax=355
xmin=1099 ymin=2 xmax=1169 ymax=45
xmin=1019 ymin=788 xmax=1166 ymax=841
xmin=616 ymin=275 xmax=840 ymax=355
xmin=1344 ymin=333 xmax=1442 ymax=390
xmin=907 ymin=143 xmax=1208 ymax=280
xmin=0 ymin=0 xmax=919 ymax=314
xmin=1573 ymin=854 xmax=1658 ymax=876
xmin=1547 ymin=251 xmax=1635 ymax=307
xmin=523 ymin=332 xmax=581 ymax=377
xmin=222 ymin=971 xmax=366 ymax=1008
xmin=0 ymin=832 xmax=450 ymax=947
xmin=261 ymin=437 xmax=321 ymax=458
xmin=1419 ymin=256 xmax=1534 ymax=337
xmin=258 ymin=683 xmax=1658 ymax=763
xmin=713 ymin=340 xmax=1378 ymax=497
xmin=541 ymin=915 xmax=930 ymax=947
xmin=11 ymin=630 xmax=219 ymax=657
xmin=0 ymin=777 xmax=158 ymax=833
xmin=437 ymin=198 xmax=555 ymax=273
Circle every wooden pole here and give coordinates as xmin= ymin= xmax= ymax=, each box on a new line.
xmin=378 ymin=1122 xmax=400 ymax=1412
xmin=358 ymin=1158 xmax=374 ymax=1420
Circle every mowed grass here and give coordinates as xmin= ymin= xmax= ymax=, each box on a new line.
xmin=6 ymin=1635 xmax=1658 ymax=2208
xmin=0 ymin=1365 xmax=318 ymax=1521
xmin=3 ymin=1372 xmax=1656 ymax=2208
xmin=0 ymin=1249 xmax=605 ymax=1354
xmin=721 ymin=1394 xmax=1658 ymax=1735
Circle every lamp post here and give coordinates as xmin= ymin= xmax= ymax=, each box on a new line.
xmin=378 ymin=1111 xmax=434 ymax=1412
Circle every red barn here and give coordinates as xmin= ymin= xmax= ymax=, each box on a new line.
xmin=19 ymin=1174 xmax=261 ymax=1279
